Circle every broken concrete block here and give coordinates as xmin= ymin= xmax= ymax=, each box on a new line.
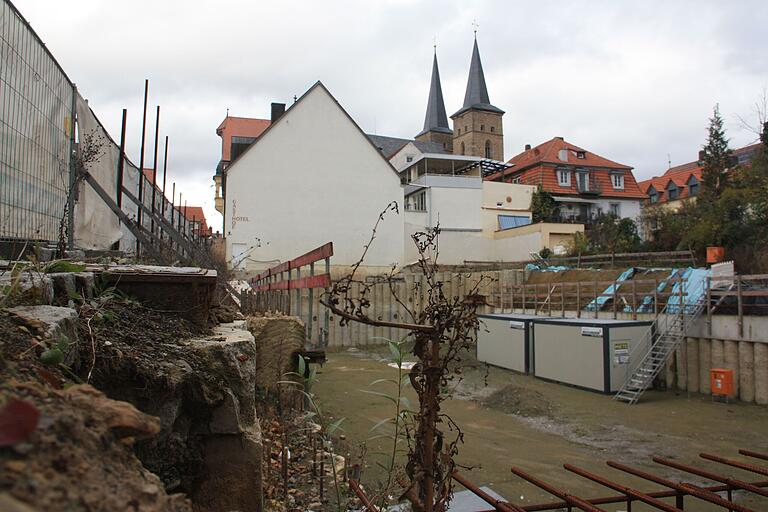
xmin=0 ymin=272 xmax=54 ymax=305
xmin=48 ymin=272 xmax=77 ymax=303
xmin=7 ymin=305 xmax=78 ymax=341
xmin=209 ymin=388 xmax=242 ymax=434
xmin=73 ymin=271 xmax=95 ymax=298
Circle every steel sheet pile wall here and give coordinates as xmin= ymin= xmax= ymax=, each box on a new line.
xmin=0 ymin=0 xmax=73 ymax=242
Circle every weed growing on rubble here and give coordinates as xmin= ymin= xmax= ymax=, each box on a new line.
xmin=279 ymin=354 xmax=347 ymax=511
xmin=321 ymin=202 xmax=492 ymax=512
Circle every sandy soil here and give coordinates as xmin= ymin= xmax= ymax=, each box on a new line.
xmin=314 ymin=348 xmax=768 ymax=511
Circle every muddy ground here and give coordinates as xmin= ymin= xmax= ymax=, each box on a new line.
xmin=314 ymin=347 xmax=768 ymax=511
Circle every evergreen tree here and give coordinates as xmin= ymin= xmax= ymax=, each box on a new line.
xmin=530 ymin=186 xmax=558 ymax=222
xmin=700 ymin=104 xmax=733 ymax=198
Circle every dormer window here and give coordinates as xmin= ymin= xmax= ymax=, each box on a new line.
xmin=648 ymin=186 xmax=659 ymax=203
xmin=557 ymin=167 xmax=571 ymax=186
xmin=687 ymin=175 xmax=700 ymax=197
xmin=576 ymin=151 xmax=586 ymax=159
xmin=611 ymin=172 xmax=624 ymax=190
xmin=667 ymin=182 xmax=679 ymax=200
xmin=406 ymin=155 xmax=414 ymax=163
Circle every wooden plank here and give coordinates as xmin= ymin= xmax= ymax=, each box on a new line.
xmin=292 ymin=242 xmax=334 ymax=268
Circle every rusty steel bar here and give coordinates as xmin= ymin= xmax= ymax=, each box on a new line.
xmin=700 ymin=453 xmax=768 ymax=477
xmin=563 ymin=464 xmax=681 ymax=512
xmin=608 ymin=460 xmax=757 ymax=512
xmin=518 ymin=479 xmax=768 ymax=511
xmin=652 ymin=456 xmax=768 ymax=498
xmin=349 ymin=479 xmax=377 ymax=512
xmin=510 ymin=467 xmax=606 ymax=512
xmin=453 ymin=471 xmax=525 ymax=512
xmin=739 ymin=449 xmax=768 ymax=462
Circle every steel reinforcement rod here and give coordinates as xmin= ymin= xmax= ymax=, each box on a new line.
xmin=740 ymin=449 xmax=768 ymax=462
xmin=452 ymin=470 xmax=526 ymax=512
xmin=348 ymin=479 xmax=377 ymax=512
xmin=700 ymin=453 xmax=768 ymax=477
xmin=510 ymin=467 xmax=606 ymax=512
xmin=652 ymin=456 xmax=768 ymax=499
xmin=608 ymin=460 xmax=756 ymax=512
xmin=563 ymin=464 xmax=682 ymax=512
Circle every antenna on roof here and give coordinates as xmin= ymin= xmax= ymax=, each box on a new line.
xmin=667 ymin=153 xmax=671 ymax=169
xmin=433 ymin=35 xmax=437 ymax=53
xmin=226 ymin=108 xmax=229 ymax=117
xmin=293 ymin=95 xmax=297 ymax=103
xmin=472 ymin=19 xmax=479 ymax=39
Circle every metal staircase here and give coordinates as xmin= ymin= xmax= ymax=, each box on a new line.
xmin=613 ymin=282 xmax=708 ymax=404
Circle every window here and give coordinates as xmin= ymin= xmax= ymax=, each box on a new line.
xmin=457 ymin=128 xmax=461 ymax=135
xmin=498 ymin=215 xmax=531 ymax=230
xmin=667 ymin=183 xmax=679 ymax=200
xmin=649 ymin=187 xmax=659 ymax=203
xmin=480 ymin=124 xmax=485 ymax=131
xmin=576 ymin=151 xmax=586 ymax=159
xmin=460 ymin=142 xmax=465 ymax=155
xmin=490 ymin=126 xmax=495 ymax=133
xmin=485 ymin=140 xmax=492 ymax=158
xmin=611 ymin=173 xmax=624 ymax=190
xmin=577 ymin=171 xmax=589 ymax=191
xmin=465 ymin=125 xmax=468 ymax=132
xmin=557 ymin=168 xmax=570 ymax=186
xmin=406 ymin=156 xmax=413 ymax=163
xmin=407 ymin=191 xmax=427 ymax=211
xmin=512 ymin=177 xmax=521 ymax=184
xmin=610 ymin=203 xmax=621 ymax=217
xmin=687 ymin=175 xmax=699 ymax=196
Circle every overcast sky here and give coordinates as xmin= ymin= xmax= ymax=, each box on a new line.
xmin=14 ymin=0 xmax=768 ymax=230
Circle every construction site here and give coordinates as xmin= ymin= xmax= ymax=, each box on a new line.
xmin=2 ymin=1 xmax=768 ymax=512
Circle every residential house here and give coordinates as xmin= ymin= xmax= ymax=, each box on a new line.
xmin=221 ymin=81 xmax=404 ymax=274
xmin=486 ymin=137 xmax=646 ymax=224
xmin=638 ymin=143 xmax=762 ymax=210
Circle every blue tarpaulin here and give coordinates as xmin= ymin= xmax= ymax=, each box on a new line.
xmin=585 ymin=267 xmax=636 ymax=311
xmin=666 ymin=267 xmax=710 ymax=314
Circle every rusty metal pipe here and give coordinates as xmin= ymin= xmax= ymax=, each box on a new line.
xmin=563 ymin=464 xmax=681 ymax=512
xmin=510 ymin=467 xmax=606 ymax=512
xmin=700 ymin=452 xmax=768 ymax=477
xmin=653 ymin=456 xmax=768 ymax=498
xmin=608 ymin=460 xmax=756 ymax=512
xmin=349 ymin=479 xmax=377 ymax=512
xmin=452 ymin=470 xmax=525 ymax=512
xmin=739 ymin=449 xmax=768 ymax=462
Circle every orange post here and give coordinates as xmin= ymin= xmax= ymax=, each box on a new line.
xmin=710 ymin=368 xmax=734 ymax=397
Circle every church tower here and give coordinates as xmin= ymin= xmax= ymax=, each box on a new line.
xmin=415 ymin=50 xmax=453 ymax=152
xmin=451 ymin=36 xmax=504 ymax=160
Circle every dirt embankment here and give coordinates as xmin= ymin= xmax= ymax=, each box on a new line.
xmin=0 ymin=312 xmax=192 ymax=512
xmin=1 ymin=292 xmax=266 ymax=512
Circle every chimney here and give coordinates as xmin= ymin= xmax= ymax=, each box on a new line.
xmin=698 ymin=149 xmax=705 ymax=162
xmin=524 ymin=144 xmax=531 ymax=151
xmin=271 ymin=102 xmax=286 ymax=122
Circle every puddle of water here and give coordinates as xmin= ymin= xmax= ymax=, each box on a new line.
xmin=315 ymin=350 xmax=768 ymax=511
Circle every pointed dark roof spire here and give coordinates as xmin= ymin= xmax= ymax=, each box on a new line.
xmin=417 ymin=50 xmax=452 ymax=137
xmin=452 ymin=37 xmax=504 ymax=118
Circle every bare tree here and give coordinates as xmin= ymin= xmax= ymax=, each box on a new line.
xmin=321 ymin=202 xmax=491 ymax=512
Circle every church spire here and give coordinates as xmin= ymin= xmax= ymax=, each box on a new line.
xmin=417 ymin=50 xmax=452 ymax=137
xmin=452 ymin=37 xmax=504 ymax=117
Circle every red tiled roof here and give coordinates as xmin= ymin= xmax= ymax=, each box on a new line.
xmin=505 ymin=137 xmax=632 ymax=173
xmin=638 ymin=142 xmax=762 ymax=205
xmin=487 ymin=137 xmax=644 ymax=199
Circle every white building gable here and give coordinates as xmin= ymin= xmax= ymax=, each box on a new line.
xmin=225 ymin=82 xmax=404 ymax=273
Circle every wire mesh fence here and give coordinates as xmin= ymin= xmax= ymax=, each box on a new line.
xmin=0 ymin=0 xmax=74 ymax=243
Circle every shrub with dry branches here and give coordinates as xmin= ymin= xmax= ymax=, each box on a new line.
xmin=321 ymin=202 xmax=491 ymax=512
